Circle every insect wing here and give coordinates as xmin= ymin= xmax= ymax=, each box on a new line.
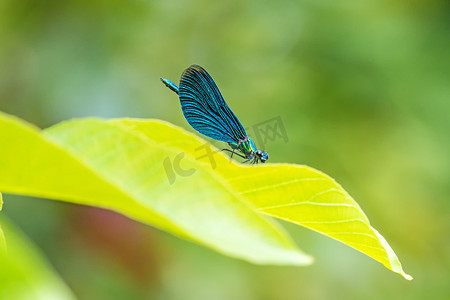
xmin=178 ymin=65 xmax=248 ymax=143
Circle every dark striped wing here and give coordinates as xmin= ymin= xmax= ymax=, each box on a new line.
xmin=178 ymin=65 xmax=248 ymax=143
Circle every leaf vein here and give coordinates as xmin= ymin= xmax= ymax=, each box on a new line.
xmin=257 ymin=201 xmax=358 ymax=211
xmin=300 ymin=218 xmax=368 ymax=225
xmin=237 ymin=177 xmax=328 ymax=195
xmin=327 ymin=231 xmax=379 ymax=241
xmin=346 ymin=241 xmax=386 ymax=253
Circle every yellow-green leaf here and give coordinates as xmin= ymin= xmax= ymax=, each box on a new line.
xmin=113 ymin=119 xmax=412 ymax=280
xmin=0 ymin=217 xmax=75 ymax=300
xmin=0 ymin=112 xmax=311 ymax=266
xmin=0 ymin=193 xmax=5 ymax=253
xmin=0 ymin=226 xmax=4 ymax=253
xmin=0 ymin=112 xmax=412 ymax=279
xmin=0 ymin=194 xmax=5 ymax=252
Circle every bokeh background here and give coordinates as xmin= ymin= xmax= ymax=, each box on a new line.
xmin=1 ymin=0 xmax=449 ymax=299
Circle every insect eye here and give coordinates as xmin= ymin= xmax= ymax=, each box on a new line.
xmin=257 ymin=150 xmax=262 ymax=155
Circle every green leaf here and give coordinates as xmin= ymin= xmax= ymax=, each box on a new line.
xmin=0 ymin=112 xmax=412 ymax=279
xmin=113 ymin=119 xmax=412 ymax=280
xmin=0 ymin=112 xmax=311 ymax=266
xmin=0 ymin=226 xmax=4 ymax=253
xmin=0 ymin=217 xmax=75 ymax=300
xmin=0 ymin=194 xmax=5 ymax=252
xmin=0 ymin=194 xmax=5 ymax=253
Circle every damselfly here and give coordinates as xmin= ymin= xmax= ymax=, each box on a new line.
xmin=161 ymin=65 xmax=268 ymax=164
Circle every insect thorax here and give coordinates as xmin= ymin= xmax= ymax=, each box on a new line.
xmin=228 ymin=138 xmax=257 ymax=158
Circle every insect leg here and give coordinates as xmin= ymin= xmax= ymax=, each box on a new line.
xmin=241 ymin=157 xmax=253 ymax=164
xmin=221 ymin=148 xmax=246 ymax=159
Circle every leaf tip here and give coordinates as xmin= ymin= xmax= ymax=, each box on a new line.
xmin=403 ymin=273 xmax=413 ymax=281
xmin=254 ymin=249 xmax=314 ymax=266
xmin=302 ymin=254 xmax=315 ymax=266
xmin=286 ymin=251 xmax=315 ymax=266
xmin=390 ymin=257 xmax=413 ymax=280
xmin=371 ymin=226 xmax=412 ymax=280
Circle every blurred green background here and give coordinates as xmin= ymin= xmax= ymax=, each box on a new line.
xmin=0 ymin=0 xmax=449 ymax=299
